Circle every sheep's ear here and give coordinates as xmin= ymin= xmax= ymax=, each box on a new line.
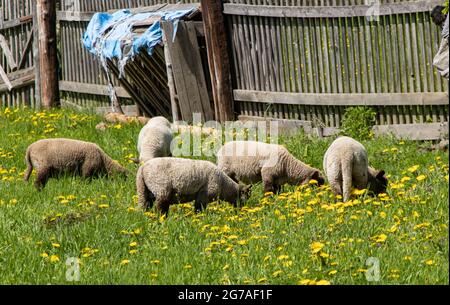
xmin=376 ymin=170 xmax=386 ymax=179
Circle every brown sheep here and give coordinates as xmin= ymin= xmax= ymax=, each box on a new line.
xmin=24 ymin=138 xmax=128 ymax=189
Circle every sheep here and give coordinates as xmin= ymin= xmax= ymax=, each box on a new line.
xmin=216 ymin=141 xmax=325 ymax=194
xmin=135 ymin=116 xmax=173 ymax=163
xmin=323 ymin=136 xmax=387 ymax=202
xmin=136 ymin=157 xmax=251 ymax=215
xmin=431 ymin=5 xmax=446 ymax=28
xmin=24 ymin=138 xmax=128 ymax=189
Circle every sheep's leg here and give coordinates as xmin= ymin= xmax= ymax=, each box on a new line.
xmin=155 ymin=198 xmax=171 ymax=216
xmin=329 ymin=179 xmax=343 ymax=201
xmin=341 ymin=162 xmax=353 ymax=202
xmin=136 ymin=179 xmax=154 ymax=211
xmin=81 ymin=162 xmax=95 ymax=179
xmin=194 ymin=191 xmax=210 ymax=213
xmin=34 ymin=167 xmax=50 ymax=190
xmin=273 ymin=184 xmax=282 ymax=194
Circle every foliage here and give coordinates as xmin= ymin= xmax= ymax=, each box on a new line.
xmin=340 ymin=106 xmax=377 ymax=141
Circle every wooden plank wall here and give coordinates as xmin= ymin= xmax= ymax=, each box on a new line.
xmin=225 ymin=0 xmax=449 ymax=127
xmin=57 ymin=0 xmax=199 ymax=109
xmin=0 ymin=0 xmax=36 ymax=108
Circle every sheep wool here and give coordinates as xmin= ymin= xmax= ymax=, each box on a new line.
xmin=216 ymin=141 xmax=324 ymax=194
xmin=323 ymin=136 xmax=387 ymax=202
xmin=136 ymin=157 xmax=250 ymax=215
xmin=137 ymin=116 xmax=173 ymax=162
xmin=24 ymin=138 xmax=128 ymax=189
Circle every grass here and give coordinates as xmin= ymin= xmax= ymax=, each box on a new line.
xmin=0 ymin=107 xmax=448 ymax=284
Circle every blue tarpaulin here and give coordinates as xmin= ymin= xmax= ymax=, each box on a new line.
xmin=82 ymin=8 xmax=194 ymax=66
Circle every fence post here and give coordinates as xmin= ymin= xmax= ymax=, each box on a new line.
xmin=201 ymin=0 xmax=234 ymax=122
xmin=36 ymin=0 xmax=59 ymax=108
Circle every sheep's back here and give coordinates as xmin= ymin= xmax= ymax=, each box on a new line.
xmin=217 ymin=141 xmax=284 ymax=183
xmin=324 ymin=136 xmax=368 ymax=174
xmin=28 ymin=138 xmax=99 ymax=170
xmin=142 ymin=157 xmax=216 ymax=195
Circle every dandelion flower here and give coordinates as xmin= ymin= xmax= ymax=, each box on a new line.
xmin=50 ymin=255 xmax=60 ymax=263
xmin=316 ymin=280 xmax=331 ymax=285
xmin=184 ymin=264 xmax=192 ymax=269
xmin=425 ymin=260 xmax=435 ymax=266
xmin=407 ymin=165 xmax=419 ymax=173
xmin=120 ymin=259 xmax=130 ymax=266
xmin=129 ymin=242 xmax=138 ymax=247
xmin=310 ymin=242 xmax=325 ymax=254
xmin=416 ymin=175 xmax=426 ymax=181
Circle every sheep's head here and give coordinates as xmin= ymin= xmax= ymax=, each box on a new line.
xmin=311 ymin=170 xmax=325 ymax=186
xmin=431 ymin=6 xmax=446 ymax=27
xmin=368 ymin=169 xmax=388 ymax=195
xmin=238 ymin=184 xmax=252 ymax=206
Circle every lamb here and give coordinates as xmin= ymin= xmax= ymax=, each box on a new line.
xmin=135 ymin=116 xmax=173 ymax=163
xmin=24 ymin=138 xmax=128 ymax=189
xmin=136 ymin=157 xmax=251 ymax=215
xmin=323 ymin=136 xmax=387 ymax=202
xmin=216 ymin=141 xmax=325 ymax=194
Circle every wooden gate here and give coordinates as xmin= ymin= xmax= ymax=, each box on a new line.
xmin=0 ymin=0 xmax=37 ymax=108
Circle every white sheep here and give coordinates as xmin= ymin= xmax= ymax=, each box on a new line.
xmin=323 ymin=136 xmax=387 ymax=202
xmin=136 ymin=157 xmax=251 ymax=215
xmin=24 ymin=138 xmax=128 ymax=189
xmin=136 ymin=116 xmax=173 ymax=163
xmin=216 ymin=141 xmax=324 ymax=194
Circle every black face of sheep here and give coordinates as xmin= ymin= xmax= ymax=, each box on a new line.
xmin=368 ymin=170 xmax=388 ymax=195
xmin=431 ymin=6 xmax=446 ymax=28
xmin=311 ymin=171 xmax=325 ymax=186
xmin=238 ymin=184 xmax=252 ymax=207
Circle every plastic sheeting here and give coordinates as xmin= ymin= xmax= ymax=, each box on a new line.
xmin=81 ymin=7 xmax=195 ymax=111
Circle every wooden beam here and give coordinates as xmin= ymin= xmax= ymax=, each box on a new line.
xmin=238 ymin=116 xmax=448 ymax=140
xmin=201 ymin=0 xmax=234 ymax=122
xmin=37 ymin=0 xmax=59 ymax=108
xmin=56 ymin=11 xmax=94 ymax=22
xmin=0 ymin=64 xmax=14 ymax=91
xmin=0 ymin=34 xmax=18 ymax=70
xmin=0 ymin=15 xmax=33 ymax=31
xmin=373 ymin=123 xmax=448 ymax=141
xmin=0 ymin=67 xmax=35 ymax=93
xmin=18 ymin=30 xmax=34 ymax=69
xmin=223 ymin=0 xmax=441 ymax=18
xmin=59 ymin=81 xmax=131 ymax=98
xmin=233 ymin=90 xmax=449 ymax=106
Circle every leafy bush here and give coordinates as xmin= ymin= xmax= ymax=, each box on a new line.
xmin=340 ymin=106 xmax=376 ymax=140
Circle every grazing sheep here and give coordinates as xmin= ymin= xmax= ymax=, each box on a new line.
xmin=323 ymin=136 xmax=387 ymax=202
xmin=136 ymin=157 xmax=251 ymax=215
xmin=135 ymin=116 xmax=173 ymax=163
xmin=431 ymin=5 xmax=446 ymax=28
xmin=216 ymin=141 xmax=325 ymax=194
xmin=24 ymin=138 xmax=128 ymax=189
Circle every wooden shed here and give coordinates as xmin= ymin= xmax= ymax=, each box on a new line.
xmin=89 ymin=3 xmax=215 ymax=123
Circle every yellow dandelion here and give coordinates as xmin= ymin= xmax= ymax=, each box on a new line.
xmin=316 ymin=279 xmax=331 ymax=285
xmin=50 ymin=255 xmax=60 ymax=263
xmin=328 ymin=270 xmax=338 ymax=275
xmin=129 ymin=241 xmax=138 ymax=247
xmin=425 ymin=259 xmax=435 ymax=266
xmin=120 ymin=259 xmax=130 ymax=266
xmin=407 ymin=165 xmax=419 ymax=173
xmin=416 ymin=175 xmax=426 ymax=181
xmin=310 ymin=242 xmax=325 ymax=254
xmin=184 ymin=264 xmax=192 ymax=269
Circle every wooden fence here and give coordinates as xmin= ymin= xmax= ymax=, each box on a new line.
xmin=225 ymin=0 xmax=448 ymax=127
xmin=0 ymin=0 xmax=37 ymax=108
xmin=2 ymin=0 xmax=448 ymax=136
